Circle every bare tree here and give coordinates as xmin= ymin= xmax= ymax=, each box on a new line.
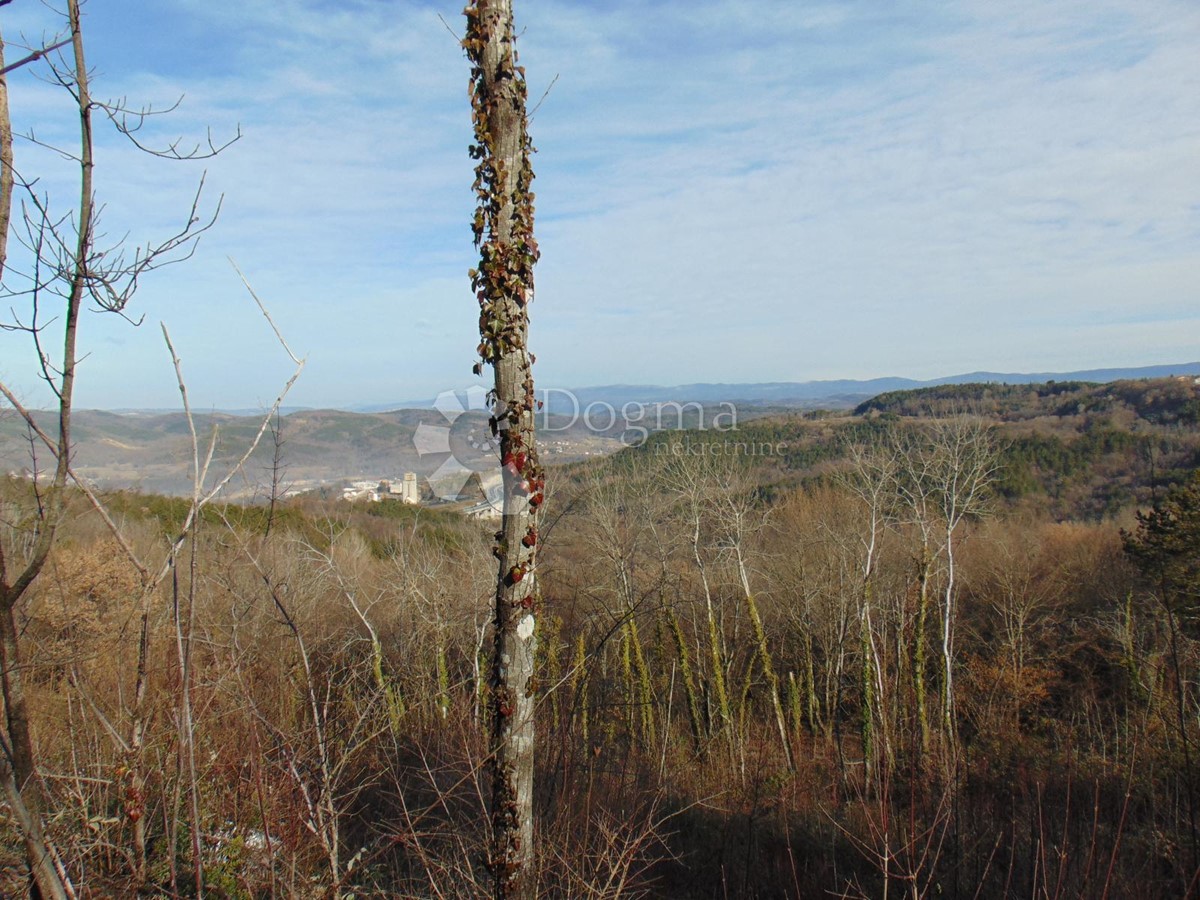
xmin=889 ymin=427 xmax=942 ymax=757
xmin=577 ymin=462 xmax=667 ymax=749
xmin=0 ymin=9 xmax=100 ymax=896
xmin=925 ymin=416 xmax=997 ymax=741
xmin=664 ymin=453 xmax=735 ymax=756
xmin=2 ymin=18 xmax=75 ymax=895
xmin=841 ymin=418 xmax=997 ymax=761
xmin=711 ymin=463 xmax=796 ymax=773
xmin=463 ymin=2 xmax=543 ymax=896
xmin=840 ymin=441 xmax=899 ymax=779
xmin=0 ymin=3 xmax=236 ymax=894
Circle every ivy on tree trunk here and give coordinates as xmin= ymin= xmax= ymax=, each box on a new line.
xmin=463 ymin=2 xmax=543 ymax=897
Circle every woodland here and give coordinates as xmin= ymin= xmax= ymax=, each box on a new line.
xmin=1 ymin=378 xmax=1200 ymax=897
xmin=3 ymin=0 xmax=1200 ymax=897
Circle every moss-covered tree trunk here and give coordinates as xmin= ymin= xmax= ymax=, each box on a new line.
xmin=666 ymin=608 xmax=705 ymax=754
xmin=913 ymin=544 xmax=932 ymax=756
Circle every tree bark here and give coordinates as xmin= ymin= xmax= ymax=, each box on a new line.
xmin=464 ymin=3 xmax=542 ymax=897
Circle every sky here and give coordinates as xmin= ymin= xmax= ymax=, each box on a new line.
xmin=0 ymin=0 xmax=1198 ymax=410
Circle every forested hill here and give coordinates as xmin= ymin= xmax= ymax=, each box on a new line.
xmin=4 ymin=377 xmax=1197 ymax=512
xmin=854 ymin=376 xmax=1200 ymax=425
xmin=636 ymin=376 xmax=1200 ymax=520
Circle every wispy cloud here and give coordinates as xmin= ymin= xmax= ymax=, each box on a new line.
xmin=1 ymin=0 xmax=1196 ymax=408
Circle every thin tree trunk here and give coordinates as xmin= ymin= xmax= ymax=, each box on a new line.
xmin=803 ymin=630 xmax=819 ymax=735
xmin=914 ymin=547 xmax=931 ymax=756
xmin=571 ymin=634 xmax=589 ymax=747
xmin=464 ymin=3 xmax=542 ymax=896
xmin=693 ymin=521 xmax=733 ymax=751
xmin=627 ymin=618 xmax=656 ymax=747
xmin=0 ymin=605 xmax=38 ymax=806
xmin=735 ymin=552 xmax=794 ymax=772
xmin=0 ymin=7 xmax=91 ymax=896
xmin=172 ymin=539 xmax=205 ymax=897
xmin=0 ymin=605 xmax=72 ymax=900
xmin=0 ymin=26 xmax=13 ymax=280
xmin=941 ymin=528 xmax=956 ymax=739
xmin=860 ymin=602 xmax=875 ymax=775
xmin=128 ymin=610 xmax=150 ymax=887
xmin=666 ymin=608 xmax=705 ymax=754
xmin=0 ymin=744 xmax=71 ymax=900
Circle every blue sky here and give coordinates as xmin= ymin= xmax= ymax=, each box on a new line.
xmin=1 ymin=0 xmax=1197 ymax=410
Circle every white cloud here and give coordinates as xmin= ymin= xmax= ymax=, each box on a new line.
xmin=2 ymin=0 xmax=1197 ymax=409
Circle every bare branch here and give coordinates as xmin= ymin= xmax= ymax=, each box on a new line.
xmin=0 ymin=380 xmax=151 ymax=582
xmin=529 ymin=73 xmax=558 ymax=119
xmin=436 ymin=12 xmax=461 ymax=42
xmin=229 ymin=257 xmax=304 ymax=366
xmin=102 ymin=96 xmax=242 ymax=160
xmin=0 ymin=36 xmax=72 ymax=76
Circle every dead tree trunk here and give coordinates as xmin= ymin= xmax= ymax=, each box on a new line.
xmin=464 ymin=3 xmax=543 ymax=897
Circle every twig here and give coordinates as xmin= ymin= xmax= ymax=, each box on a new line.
xmin=529 ymin=73 xmax=559 ymax=119
xmin=0 ymin=37 xmax=73 ymax=76
xmin=436 ymin=12 xmax=461 ymax=42
xmin=228 ymin=258 xmax=303 ymax=365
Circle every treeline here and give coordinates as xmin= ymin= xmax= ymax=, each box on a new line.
xmin=856 ymin=376 xmax=1200 ymax=428
xmin=670 ymin=379 xmax=1200 ymax=518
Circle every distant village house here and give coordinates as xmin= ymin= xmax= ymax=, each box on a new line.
xmin=342 ymin=471 xmax=421 ymax=504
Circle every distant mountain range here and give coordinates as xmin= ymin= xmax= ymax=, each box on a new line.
xmin=358 ymin=362 xmax=1200 ymax=413
xmin=5 ymin=363 xmax=1197 ymax=496
xmin=0 ymin=406 xmax=617 ymax=497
